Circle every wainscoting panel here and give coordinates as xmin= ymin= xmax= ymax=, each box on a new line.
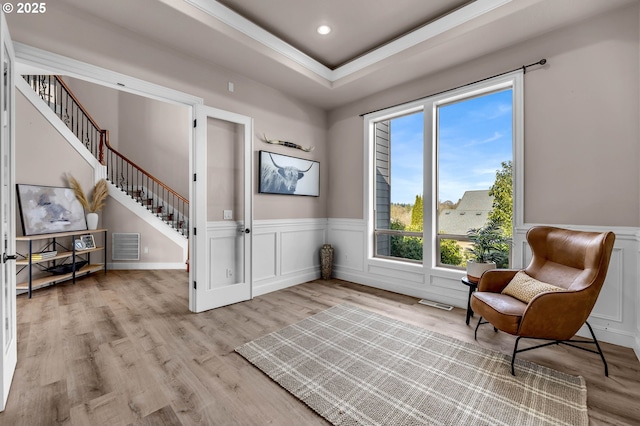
xmin=591 ymin=247 xmax=623 ymax=322
xmin=281 ymin=228 xmax=325 ymax=275
xmin=206 ymin=223 xmax=242 ymax=289
xmin=252 ymin=219 xmax=327 ymax=297
xmin=328 ymin=219 xmax=366 ymax=273
xmin=208 ymin=235 xmax=238 ymax=288
xmin=253 ymin=232 xmax=277 ymax=281
xmin=327 ymin=218 xmax=640 ymax=355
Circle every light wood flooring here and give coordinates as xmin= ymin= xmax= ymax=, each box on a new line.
xmin=0 ymin=270 xmax=639 ymax=425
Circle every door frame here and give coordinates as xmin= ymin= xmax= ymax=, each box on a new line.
xmin=13 ymin=43 xmax=204 ymax=304
xmin=13 ymin=44 xmax=255 ymax=314
xmin=0 ymin=9 xmax=16 ymax=412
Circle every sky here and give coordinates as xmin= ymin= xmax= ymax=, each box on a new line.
xmin=389 ymin=89 xmax=513 ymax=205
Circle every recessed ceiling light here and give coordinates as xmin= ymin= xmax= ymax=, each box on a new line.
xmin=316 ymin=25 xmax=331 ymax=35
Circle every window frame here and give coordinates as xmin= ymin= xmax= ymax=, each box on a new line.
xmin=364 ymin=71 xmax=523 ymax=276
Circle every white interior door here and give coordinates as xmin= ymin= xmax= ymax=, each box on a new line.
xmin=0 ymin=10 xmax=16 ymax=412
xmin=190 ymin=105 xmax=252 ymax=312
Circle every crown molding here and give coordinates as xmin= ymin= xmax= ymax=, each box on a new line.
xmin=184 ymin=0 xmax=512 ymax=83
xmin=14 ymin=42 xmax=203 ymax=106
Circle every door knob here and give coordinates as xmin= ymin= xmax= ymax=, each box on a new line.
xmin=244 ymin=228 xmax=250 ymax=234
xmin=2 ymin=253 xmax=17 ymax=263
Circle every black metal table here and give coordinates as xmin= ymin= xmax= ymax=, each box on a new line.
xmin=461 ymin=277 xmax=478 ymax=325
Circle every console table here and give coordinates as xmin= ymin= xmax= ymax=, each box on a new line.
xmin=16 ymin=229 xmax=107 ymax=298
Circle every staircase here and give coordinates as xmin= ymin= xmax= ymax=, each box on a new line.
xmin=22 ymin=75 xmax=189 ymax=238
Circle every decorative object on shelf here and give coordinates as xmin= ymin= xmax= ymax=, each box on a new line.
xmin=86 ymin=212 xmax=99 ymax=230
xmin=74 ymin=239 xmax=86 ymax=251
xmin=263 ymin=134 xmax=314 ymax=152
xmin=320 ymin=243 xmax=334 ymax=280
xmin=259 ymin=151 xmax=320 ymax=197
xmin=16 ymin=184 xmax=88 ymax=236
xmin=47 ymin=260 xmax=88 ymax=275
xmin=465 ymin=221 xmax=511 ymax=283
xmin=27 ymin=250 xmax=57 ymax=261
xmin=67 ymin=175 xmax=108 ymax=230
xmin=80 ymin=234 xmax=96 ymax=249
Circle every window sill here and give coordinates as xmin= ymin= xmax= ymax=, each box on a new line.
xmin=367 ymin=256 xmax=423 ymax=274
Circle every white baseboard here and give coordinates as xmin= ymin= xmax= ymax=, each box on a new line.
xmin=576 ymin=323 xmax=638 ymax=349
xmin=253 ymin=268 xmax=321 ymax=297
xmin=108 ymin=262 xmax=187 ymax=270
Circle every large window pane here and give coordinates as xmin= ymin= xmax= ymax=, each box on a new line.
xmin=374 ymin=112 xmax=424 ymax=261
xmin=436 ymin=89 xmax=513 ymax=268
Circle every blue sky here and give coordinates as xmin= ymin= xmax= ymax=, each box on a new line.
xmin=389 ymin=89 xmax=512 ymax=205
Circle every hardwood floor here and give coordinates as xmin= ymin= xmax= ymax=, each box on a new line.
xmin=1 ymin=270 xmax=639 ymax=425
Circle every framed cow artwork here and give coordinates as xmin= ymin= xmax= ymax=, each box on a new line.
xmin=259 ymin=151 xmax=320 ymax=196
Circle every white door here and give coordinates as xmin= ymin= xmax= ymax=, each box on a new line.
xmin=0 ymin=10 xmax=16 ymax=412
xmin=190 ymin=105 xmax=252 ymax=312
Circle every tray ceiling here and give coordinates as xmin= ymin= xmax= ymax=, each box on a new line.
xmin=215 ymin=0 xmax=473 ymax=69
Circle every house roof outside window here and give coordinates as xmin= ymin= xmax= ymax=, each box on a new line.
xmin=439 ymin=190 xmax=493 ymax=236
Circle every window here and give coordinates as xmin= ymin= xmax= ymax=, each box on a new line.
xmin=436 ymin=89 xmax=513 ymax=269
xmin=367 ymin=72 xmax=522 ymax=273
xmin=374 ymin=112 xmax=424 ymax=262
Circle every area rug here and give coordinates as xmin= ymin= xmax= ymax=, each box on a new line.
xmin=235 ymin=304 xmax=588 ymax=426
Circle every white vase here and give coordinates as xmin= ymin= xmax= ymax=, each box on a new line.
xmin=466 ymin=260 xmax=496 ymax=283
xmin=86 ymin=212 xmax=99 ymax=230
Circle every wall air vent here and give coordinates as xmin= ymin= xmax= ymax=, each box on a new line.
xmin=112 ymin=233 xmax=140 ymax=261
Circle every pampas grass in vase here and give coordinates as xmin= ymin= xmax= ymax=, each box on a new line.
xmin=68 ymin=175 xmax=108 ymax=230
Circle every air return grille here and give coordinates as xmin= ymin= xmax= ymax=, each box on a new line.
xmin=112 ymin=233 xmax=140 ymax=261
xmin=418 ymin=299 xmax=453 ymax=311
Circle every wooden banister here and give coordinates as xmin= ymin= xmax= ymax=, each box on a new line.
xmin=54 ymin=76 xmax=104 ymax=132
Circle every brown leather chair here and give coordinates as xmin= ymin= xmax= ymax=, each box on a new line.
xmin=470 ymin=226 xmax=615 ymax=375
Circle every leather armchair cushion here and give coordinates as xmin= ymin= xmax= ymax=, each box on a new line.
xmin=501 ymin=271 xmax=564 ymax=303
xmin=471 ymin=292 xmax=527 ymax=335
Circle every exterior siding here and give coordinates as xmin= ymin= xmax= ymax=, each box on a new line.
xmin=375 ymin=121 xmax=390 ymax=255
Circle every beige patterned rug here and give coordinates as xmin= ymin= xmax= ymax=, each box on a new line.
xmin=236 ymin=304 xmax=588 ymax=426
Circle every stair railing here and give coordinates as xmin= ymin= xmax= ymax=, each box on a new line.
xmin=23 ymin=75 xmax=189 ymax=237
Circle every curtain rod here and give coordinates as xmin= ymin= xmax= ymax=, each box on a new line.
xmin=359 ymin=59 xmax=547 ymax=117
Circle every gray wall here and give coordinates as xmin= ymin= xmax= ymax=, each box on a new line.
xmin=327 ymin=4 xmax=640 ymax=228
xmin=7 ymin=3 xmax=328 ymax=222
xmin=9 ymin=3 xmax=640 ymax=245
